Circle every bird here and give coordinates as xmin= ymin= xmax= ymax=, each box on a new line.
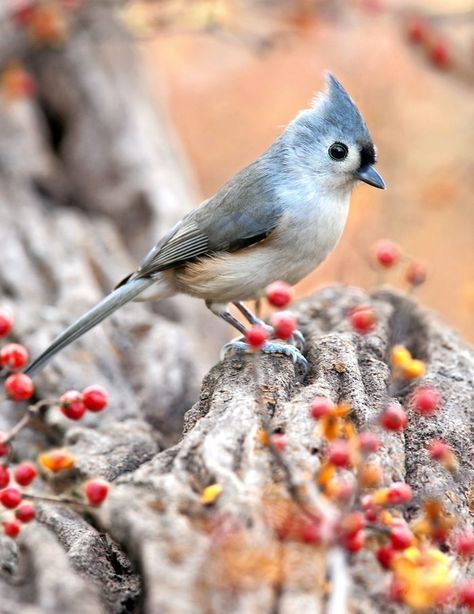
xmin=25 ymin=73 xmax=384 ymax=377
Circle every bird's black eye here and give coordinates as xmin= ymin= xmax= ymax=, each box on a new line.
xmin=328 ymin=142 xmax=349 ymax=161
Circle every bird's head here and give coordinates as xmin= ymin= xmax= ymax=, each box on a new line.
xmin=287 ymin=73 xmax=385 ymax=194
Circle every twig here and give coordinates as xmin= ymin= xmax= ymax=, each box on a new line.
xmin=22 ymin=492 xmax=83 ymax=506
xmin=326 ymin=547 xmax=350 ymax=614
xmin=2 ymin=398 xmax=56 ymax=445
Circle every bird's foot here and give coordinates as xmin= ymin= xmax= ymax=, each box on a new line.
xmin=262 ymin=341 xmax=309 ymax=369
xmin=221 ymin=338 xmax=308 ymax=370
xmin=272 ymin=329 xmax=305 ymax=351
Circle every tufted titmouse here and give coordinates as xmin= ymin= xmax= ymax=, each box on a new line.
xmin=25 ymin=73 xmax=384 ymax=376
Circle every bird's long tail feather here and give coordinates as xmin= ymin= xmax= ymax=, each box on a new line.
xmin=25 ymin=278 xmax=154 ymax=377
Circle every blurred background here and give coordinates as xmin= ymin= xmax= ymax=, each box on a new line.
xmin=1 ymin=0 xmax=473 ymax=347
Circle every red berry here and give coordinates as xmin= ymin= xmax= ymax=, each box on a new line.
xmin=3 ymin=520 xmax=21 ymax=538
xmin=390 ymin=526 xmax=414 ymax=550
xmin=0 ymin=307 xmax=14 ymax=339
xmin=459 ymin=581 xmax=474 ymax=608
xmin=0 ymin=438 xmax=8 ymax=457
xmin=365 ymin=507 xmax=378 ymax=523
xmin=412 ymin=385 xmax=441 ymax=416
xmin=349 ymin=305 xmax=376 ymax=334
xmin=270 ymin=312 xmax=297 ymax=341
xmin=373 ymin=239 xmax=400 ymax=268
xmin=0 ymin=343 xmax=29 ymax=371
xmin=59 ymin=390 xmax=86 ymax=420
xmin=377 ymin=544 xmax=396 ymax=569
xmin=15 ymin=503 xmax=36 ymax=523
xmin=84 ymin=480 xmax=109 ymax=506
xmin=245 ymin=325 xmax=268 ymax=350
xmin=301 ymin=521 xmax=322 ymax=544
xmin=407 ymin=17 xmax=427 ymax=44
xmin=309 ymin=396 xmax=334 ymax=419
xmin=0 ymin=465 xmax=10 ymax=489
xmin=4 ymin=373 xmax=34 ymax=401
xmin=427 ymin=439 xmax=449 ymax=460
xmin=266 ymin=281 xmax=293 ymax=308
xmin=271 ymin=433 xmax=288 ymax=452
xmin=82 ymin=385 xmax=108 ymax=412
xmin=342 ymin=529 xmax=365 ymax=553
xmin=358 ymin=431 xmax=380 ymax=454
xmin=454 ymin=531 xmax=474 ymax=557
xmin=14 ymin=462 xmax=37 ymax=486
xmin=429 ymin=40 xmax=451 ymax=69
xmin=328 ymin=440 xmax=351 ymax=468
xmin=11 ymin=1 xmax=36 ymax=25
xmin=406 ymin=262 xmax=426 ymax=287
xmin=388 ymin=482 xmax=413 ymax=505
xmin=380 ymin=403 xmax=408 ymax=432
xmin=0 ymin=487 xmax=22 ymax=508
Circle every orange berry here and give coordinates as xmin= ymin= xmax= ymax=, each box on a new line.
xmin=39 ymin=449 xmax=75 ymax=473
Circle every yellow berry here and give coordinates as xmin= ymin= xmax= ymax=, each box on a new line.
xmin=403 ymin=359 xmax=426 ymax=379
xmin=372 ymin=488 xmax=390 ymax=506
xmin=200 ymin=483 xmax=223 ymax=505
xmin=391 ymin=345 xmax=411 ymax=368
xmin=257 ymin=430 xmax=270 ymax=446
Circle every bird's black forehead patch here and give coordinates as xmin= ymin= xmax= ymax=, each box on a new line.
xmin=359 ymin=143 xmax=376 ymax=167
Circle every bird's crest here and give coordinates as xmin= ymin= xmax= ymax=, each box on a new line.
xmin=311 ymin=72 xmax=371 ymax=143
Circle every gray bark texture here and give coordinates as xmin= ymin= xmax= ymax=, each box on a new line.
xmin=0 ymin=3 xmax=472 ymax=614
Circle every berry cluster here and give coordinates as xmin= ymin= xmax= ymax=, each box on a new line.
xmin=59 ymin=385 xmax=108 ymax=420
xmin=344 ymin=239 xmax=427 ymax=338
xmin=406 ymin=17 xmax=452 ymax=71
xmin=252 ymin=388 xmax=472 ymax=610
xmin=0 ymin=305 xmax=111 ymax=538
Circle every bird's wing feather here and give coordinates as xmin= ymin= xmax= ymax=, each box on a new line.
xmin=132 ymin=159 xmax=282 ymax=279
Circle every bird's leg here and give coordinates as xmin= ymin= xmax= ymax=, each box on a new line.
xmin=206 ymin=301 xmax=247 ymax=336
xmin=233 ymin=302 xmax=272 ymax=334
xmin=233 ymin=301 xmax=305 ymax=350
xmin=207 ymin=302 xmax=307 ymax=370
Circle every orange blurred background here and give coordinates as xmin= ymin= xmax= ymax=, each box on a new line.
xmin=136 ymin=0 xmax=474 ymax=340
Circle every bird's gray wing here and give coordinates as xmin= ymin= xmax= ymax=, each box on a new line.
xmin=130 ymin=159 xmax=282 ymax=280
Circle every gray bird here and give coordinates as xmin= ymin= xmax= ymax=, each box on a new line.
xmin=25 ymin=73 xmax=384 ymax=377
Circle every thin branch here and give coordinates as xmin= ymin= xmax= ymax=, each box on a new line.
xmin=326 ymin=547 xmax=350 ymax=614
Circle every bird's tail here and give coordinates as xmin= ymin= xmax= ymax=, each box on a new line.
xmin=25 ymin=277 xmax=154 ymax=377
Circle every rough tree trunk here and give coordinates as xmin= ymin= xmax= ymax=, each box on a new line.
xmin=0 ymin=3 xmax=472 ymax=614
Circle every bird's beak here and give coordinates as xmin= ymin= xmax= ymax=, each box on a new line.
xmin=355 ymin=165 xmax=386 ymax=190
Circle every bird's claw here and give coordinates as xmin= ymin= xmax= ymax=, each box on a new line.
xmin=221 ymin=338 xmax=308 ymax=371
xmin=220 ymin=338 xmax=247 ymax=361
xmin=291 ymin=329 xmax=305 ymax=350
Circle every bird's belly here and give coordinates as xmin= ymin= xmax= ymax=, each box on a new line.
xmin=174 ymin=231 xmax=336 ymax=303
